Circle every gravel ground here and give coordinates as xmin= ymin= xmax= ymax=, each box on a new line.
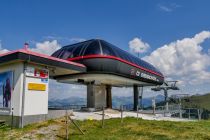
xmin=19 ymin=125 xmax=61 ymax=140
xmin=71 ymin=109 xmax=193 ymax=122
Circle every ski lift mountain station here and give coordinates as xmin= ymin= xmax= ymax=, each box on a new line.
xmin=0 ymin=39 xmax=179 ymax=128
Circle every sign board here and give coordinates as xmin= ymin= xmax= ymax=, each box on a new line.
xmin=28 ymin=83 xmax=46 ymax=91
xmin=130 ymin=68 xmax=160 ymax=82
xmin=26 ymin=67 xmax=49 ymax=78
xmin=0 ymin=71 xmax=13 ymax=109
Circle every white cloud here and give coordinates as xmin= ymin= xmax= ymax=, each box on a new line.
xmin=158 ymin=4 xmax=172 ymax=12
xmin=157 ymin=3 xmax=181 ymax=12
xmin=143 ymin=31 xmax=210 ymax=85
xmin=69 ymin=38 xmax=86 ymax=43
xmin=129 ymin=37 xmax=150 ymax=54
xmin=43 ymin=36 xmax=86 ymax=43
xmin=0 ymin=40 xmax=9 ymax=54
xmin=30 ymin=40 xmax=61 ymax=55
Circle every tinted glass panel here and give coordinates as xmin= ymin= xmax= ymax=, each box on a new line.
xmin=64 ymin=46 xmax=75 ymax=58
xmin=57 ymin=49 xmax=66 ymax=58
xmin=83 ymin=41 xmax=101 ymax=55
xmin=101 ymin=41 xmax=119 ymax=57
xmin=100 ymin=41 xmax=117 ymax=56
xmin=80 ymin=40 xmax=93 ymax=56
xmin=51 ymin=50 xmax=61 ymax=57
xmin=71 ymin=44 xmax=84 ymax=57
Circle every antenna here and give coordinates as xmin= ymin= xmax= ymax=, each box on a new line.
xmin=24 ymin=43 xmax=29 ymax=50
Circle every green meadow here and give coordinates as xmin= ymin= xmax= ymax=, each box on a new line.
xmin=0 ymin=117 xmax=210 ymax=140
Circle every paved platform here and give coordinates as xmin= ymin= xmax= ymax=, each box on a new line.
xmin=71 ymin=109 xmax=193 ymax=122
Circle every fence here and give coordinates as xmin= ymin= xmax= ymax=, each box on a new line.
xmin=48 ymin=105 xmax=86 ymax=111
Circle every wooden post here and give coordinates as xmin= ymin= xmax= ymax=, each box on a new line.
xmin=11 ymin=108 xmax=14 ymax=129
xmin=66 ymin=110 xmax=68 ymax=140
xmin=197 ymin=109 xmax=201 ymax=121
xmin=137 ymin=105 xmax=139 ymax=120
xmin=121 ymin=105 xmax=123 ymax=124
xmin=188 ymin=109 xmax=191 ymax=119
xmin=152 ymin=97 xmax=156 ymax=115
xmin=179 ymin=98 xmax=182 ymax=118
xmin=102 ymin=106 xmax=105 ymax=128
xmin=68 ymin=116 xmax=84 ymax=135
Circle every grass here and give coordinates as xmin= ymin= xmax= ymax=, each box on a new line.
xmin=1 ymin=117 xmax=210 ymax=140
xmin=68 ymin=118 xmax=210 ymax=140
xmin=182 ymin=93 xmax=210 ymax=110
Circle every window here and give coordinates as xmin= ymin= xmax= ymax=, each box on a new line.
xmin=83 ymin=41 xmax=101 ymax=55
xmin=51 ymin=50 xmax=61 ymax=57
xmin=101 ymin=41 xmax=117 ymax=56
xmin=71 ymin=44 xmax=83 ymax=57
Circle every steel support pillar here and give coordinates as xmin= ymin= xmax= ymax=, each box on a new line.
xmin=106 ymin=85 xmax=112 ymax=108
xmin=133 ymin=85 xmax=139 ymax=111
xmin=164 ymin=89 xmax=169 ymax=112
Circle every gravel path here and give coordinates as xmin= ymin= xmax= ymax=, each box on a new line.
xmin=71 ymin=109 xmax=193 ymax=122
xmin=20 ymin=125 xmax=61 ymax=140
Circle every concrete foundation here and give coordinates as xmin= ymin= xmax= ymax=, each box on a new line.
xmin=87 ymin=84 xmax=107 ymax=108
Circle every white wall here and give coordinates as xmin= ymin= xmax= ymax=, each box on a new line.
xmin=23 ymin=64 xmax=49 ymax=115
xmin=0 ymin=62 xmax=24 ymax=116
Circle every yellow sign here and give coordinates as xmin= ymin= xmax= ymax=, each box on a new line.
xmin=28 ymin=83 xmax=46 ymax=91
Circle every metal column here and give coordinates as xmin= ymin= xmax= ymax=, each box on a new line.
xmin=164 ymin=89 xmax=169 ymax=112
xmin=106 ymin=85 xmax=112 ymax=108
xmin=133 ymin=85 xmax=139 ymax=111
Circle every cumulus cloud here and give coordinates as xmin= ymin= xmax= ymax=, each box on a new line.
xmin=0 ymin=40 xmax=9 ymax=54
xmin=69 ymin=38 xmax=86 ymax=43
xmin=158 ymin=4 xmax=172 ymax=12
xmin=30 ymin=40 xmax=61 ymax=55
xmin=143 ymin=31 xmax=210 ymax=85
xmin=44 ymin=36 xmax=86 ymax=43
xmin=129 ymin=37 xmax=150 ymax=54
xmin=157 ymin=3 xmax=181 ymax=12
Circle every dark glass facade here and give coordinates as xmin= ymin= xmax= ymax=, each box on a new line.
xmin=51 ymin=39 xmax=163 ymax=76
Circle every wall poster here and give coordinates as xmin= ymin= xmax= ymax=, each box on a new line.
xmin=0 ymin=71 xmax=13 ymax=108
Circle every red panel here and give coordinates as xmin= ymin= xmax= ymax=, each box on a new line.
xmin=67 ymin=55 xmax=164 ymax=78
xmin=0 ymin=49 xmax=86 ymax=68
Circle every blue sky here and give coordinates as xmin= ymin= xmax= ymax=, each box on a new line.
xmin=0 ymin=0 xmax=209 ymax=51
xmin=0 ymin=0 xmax=210 ymax=99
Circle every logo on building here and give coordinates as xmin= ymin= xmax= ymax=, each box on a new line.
xmin=130 ymin=68 xmax=159 ymax=82
xmin=130 ymin=68 xmax=135 ymax=76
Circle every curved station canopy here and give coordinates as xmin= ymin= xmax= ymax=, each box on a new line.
xmin=52 ymin=39 xmax=164 ymax=86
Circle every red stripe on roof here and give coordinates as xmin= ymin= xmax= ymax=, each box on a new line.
xmin=0 ymin=49 xmax=86 ymax=68
xmin=67 ymin=55 xmax=164 ymax=78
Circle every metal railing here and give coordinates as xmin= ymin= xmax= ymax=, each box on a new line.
xmin=48 ymin=105 xmax=86 ymax=111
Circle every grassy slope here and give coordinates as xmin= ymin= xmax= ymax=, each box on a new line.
xmin=1 ymin=117 xmax=210 ymax=140
xmin=182 ymin=93 xmax=210 ymax=110
xmin=154 ymin=93 xmax=210 ymax=111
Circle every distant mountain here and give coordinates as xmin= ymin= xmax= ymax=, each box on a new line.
xmin=48 ymin=97 xmax=86 ymax=107
xmin=181 ymin=93 xmax=210 ymax=110
xmin=48 ymin=95 xmax=165 ymax=109
xmin=112 ymin=95 xmax=164 ymax=109
xmin=154 ymin=93 xmax=210 ymax=111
